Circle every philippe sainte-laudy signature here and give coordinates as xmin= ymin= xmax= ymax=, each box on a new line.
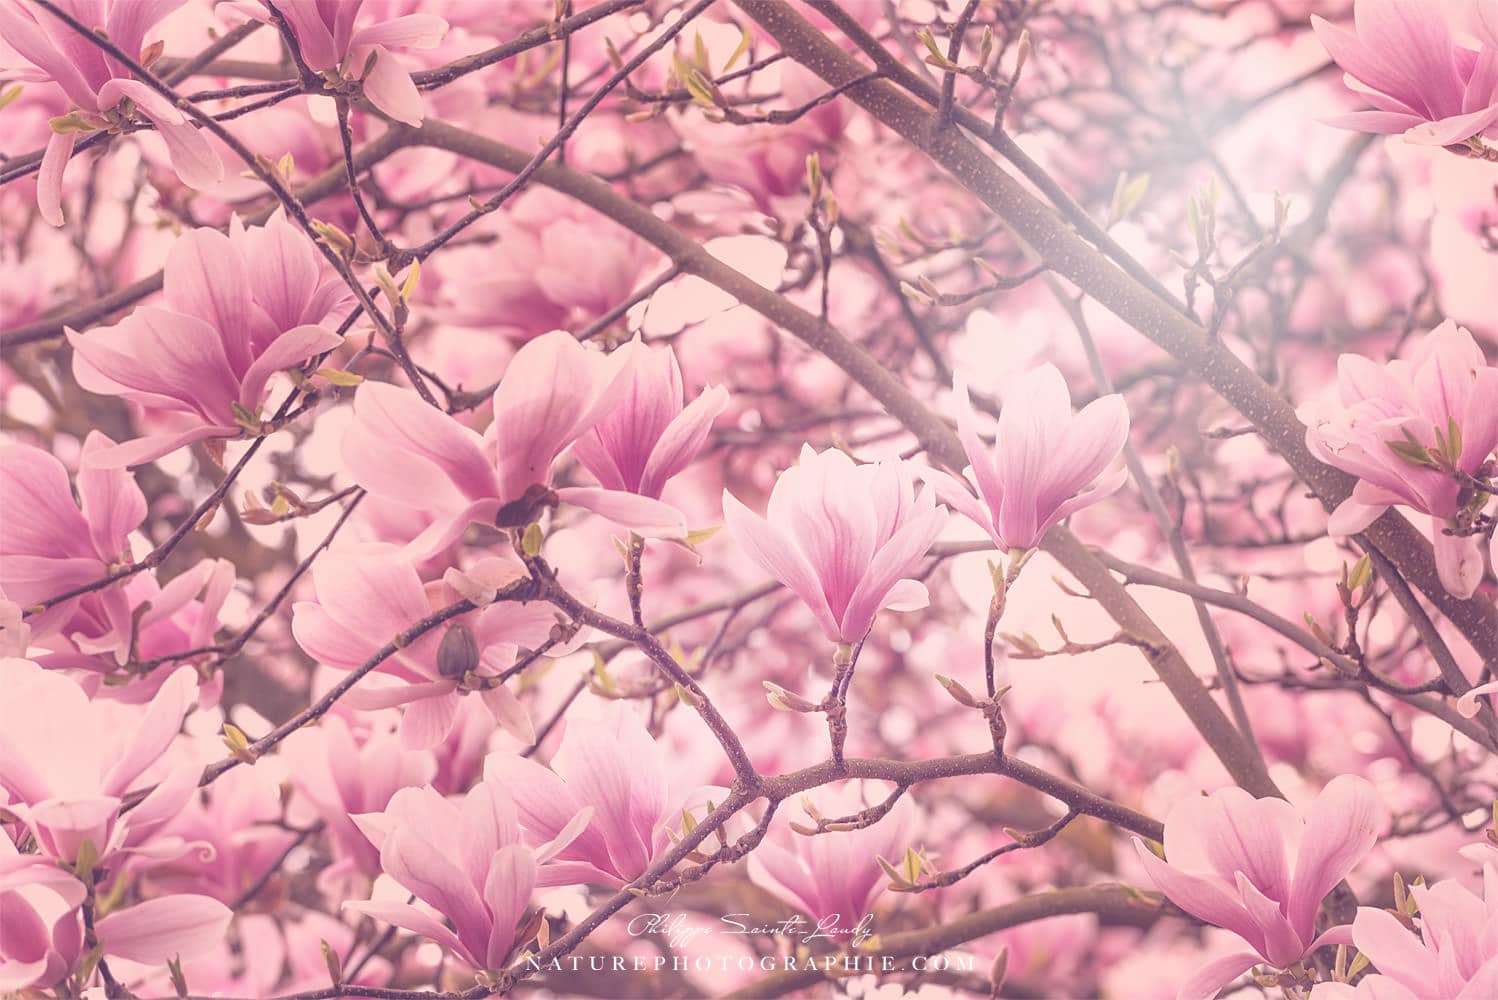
xmin=627 ymin=911 xmax=876 ymax=949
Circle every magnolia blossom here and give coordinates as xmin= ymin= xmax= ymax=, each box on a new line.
xmin=44 ymin=557 xmax=234 ymax=700
xmin=748 ymin=781 xmax=916 ymax=928
xmin=0 ymin=435 xmax=234 ymax=691
xmin=0 ymin=433 xmax=143 ymax=641
xmin=345 ymin=776 xmax=587 ymax=973
xmin=239 ymin=1 xmax=446 ymax=126
xmin=91 ymin=894 xmax=235 ymax=970
xmin=1299 ymin=321 xmax=1498 ymax=599
xmin=0 ymin=851 xmax=229 ymax=992
xmin=926 ymin=364 xmax=1129 ymax=553
xmin=1133 ymin=775 xmax=1386 ymax=1000
xmin=485 ymin=702 xmax=696 ymax=888
xmin=572 ymin=338 xmax=730 ymax=502
xmin=0 ymin=0 xmax=224 ymax=226
xmin=722 ymin=446 xmax=946 ymax=645
xmin=343 ymin=331 xmax=689 ymax=550
xmin=0 ymin=659 xmax=201 ymax=866
xmin=291 ymin=543 xmax=555 ymax=749
xmin=1313 ymin=0 xmax=1498 ymax=145
xmin=0 ymin=836 xmax=84 ymax=991
xmin=69 ymin=221 xmax=346 ymax=468
xmin=282 ymin=715 xmax=437 ymax=885
xmin=1309 ymin=865 xmax=1498 ymax=1000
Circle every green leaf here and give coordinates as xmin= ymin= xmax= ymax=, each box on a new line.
xmin=1386 ymin=438 xmax=1436 ymax=468
xmin=1109 ymin=172 xmax=1150 ymax=226
xmin=684 ymin=525 xmax=720 ymax=548
xmin=723 ymin=25 xmax=752 ymax=73
xmin=315 ymin=367 xmax=364 ymax=387
xmin=49 ymin=110 xmax=98 ymax=134
xmin=521 ymin=522 xmax=544 ymax=557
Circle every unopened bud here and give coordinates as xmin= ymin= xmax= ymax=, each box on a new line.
xmin=309 ymin=219 xmax=354 ymax=259
xmin=763 ymin=681 xmax=819 ymax=713
xmin=437 ymin=623 xmax=480 ymax=678
xmin=675 ymin=682 xmax=705 ymax=709
xmin=167 ymin=955 xmax=189 ymax=998
xmin=320 ymin=939 xmax=342 ymax=987
xmin=935 ymin=673 xmax=981 ymax=708
xmin=222 ymin=723 xmax=259 ymax=764
xmin=988 ymin=947 xmax=1008 ymax=998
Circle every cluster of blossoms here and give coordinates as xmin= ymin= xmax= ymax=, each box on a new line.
xmin=0 ymin=0 xmax=1497 ymax=997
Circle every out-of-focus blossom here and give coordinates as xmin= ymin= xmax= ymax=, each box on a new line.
xmin=0 ymin=432 xmax=142 ymax=641
xmin=0 ymin=0 xmax=224 ymax=225
xmin=485 ymin=702 xmax=690 ymax=887
xmin=0 ymin=659 xmax=200 ymax=866
xmin=291 ymin=543 xmax=554 ymax=749
xmin=926 ymin=364 xmax=1129 ymax=553
xmin=69 ymin=222 xmax=345 ymax=468
xmin=572 ymin=337 xmax=729 ymax=502
xmin=238 ymin=1 xmax=446 ymax=126
xmin=1313 ymin=0 xmax=1498 ymax=145
xmin=0 ymin=835 xmax=84 ymax=991
xmin=1308 ymin=864 xmax=1498 ymax=1000
xmin=723 ymin=446 xmax=946 ymax=645
xmin=343 ymin=331 xmax=687 ymax=548
xmin=1133 ymin=775 xmax=1386 ymax=1000
xmin=282 ymin=714 xmax=436 ymax=884
xmin=345 ymin=774 xmax=585 ymax=973
xmin=1299 ymin=320 xmax=1498 ymax=598
xmin=432 ymin=189 xmax=659 ymax=341
xmin=144 ymin=763 xmax=295 ymax=905
xmin=686 ymin=63 xmax=849 ymax=216
xmin=748 ymin=781 xmax=916 ymax=928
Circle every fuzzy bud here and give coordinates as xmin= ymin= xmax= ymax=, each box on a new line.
xmin=437 ymin=623 xmax=480 ymax=678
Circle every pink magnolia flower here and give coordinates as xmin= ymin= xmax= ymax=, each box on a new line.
xmin=748 ymin=781 xmax=916 ymax=928
xmin=36 ymin=557 xmax=234 ymax=707
xmin=1309 ymin=865 xmax=1498 ymax=1000
xmin=723 ymin=446 xmax=946 ymax=645
xmin=0 ymin=659 xmax=201 ymax=867
xmin=282 ymin=714 xmax=436 ymax=884
xmin=241 ymin=1 xmax=446 ymax=126
xmin=69 ymin=220 xmax=346 ymax=468
xmin=345 ymin=775 xmax=586 ymax=974
xmin=342 ymin=331 xmax=687 ymax=550
xmin=485 ymin=702 xmax=700 ymax=888
xmin=0 ymin=835 xmax=84 ymax=991
xmin=0 ymin=432 xmax=143 ymax=641
xmin=91 ymin=894 xmax=233 ymax=971
xmin=1313 ymin=0 xmax=1498 ymax=146
xmin=572 ymin=337 xmax=729 ymax=503
xmin=1298 ymin=321 xmax=1498 ymax=599
xmin=1132 ymin=775 xmax=1386 ymax=1000
xmin=290 ymin=543 xmax=555 ymax=750
xmin=0 ymin=0 xmax=224 ymax=226
xmin=926 ymin=364 xmax=1129 ymax=553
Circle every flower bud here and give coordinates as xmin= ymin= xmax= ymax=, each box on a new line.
xmin=988 ymin=947 xmax=1008 ymax=998
xmin=935 ymin=673 xmax=981 ymax=708
xmin=437 ymin=623 xmax=480 ymax=678
xmin=763 ymin=681 xmax=820 ymax=713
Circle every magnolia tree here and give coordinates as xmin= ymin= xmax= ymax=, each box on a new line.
xmin=2 ymin=0 xmax=1498 ymax=997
